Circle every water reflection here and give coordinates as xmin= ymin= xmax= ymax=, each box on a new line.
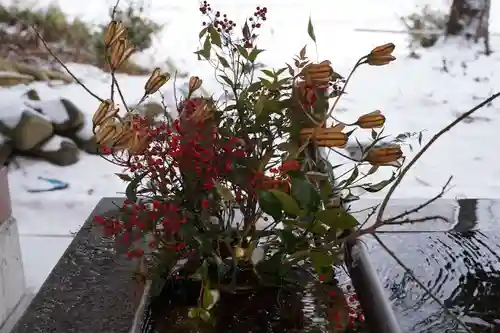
xmin=350 ymin=199 xmax=500 ymax=333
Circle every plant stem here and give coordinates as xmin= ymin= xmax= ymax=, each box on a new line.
xmin=375 ymin=92 xmax=500 ymax=224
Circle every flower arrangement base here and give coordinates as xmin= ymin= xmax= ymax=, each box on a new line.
xmin=141 ymin=268 xmax=366 ymax=333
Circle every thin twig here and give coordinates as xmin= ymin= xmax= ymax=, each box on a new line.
xmin=114 ymin=80 xmax=130 ymax=112
xmin=372 ymin=234 xmax=473 ymax=333
xmin=381 ymin=176 xmax=453 ymax=224
xmin=30 ymin=25 xmax=104 ymax=102
xmin=111 ymin=0 xmax=122 ymax=19
xmin=383 ymin=215 xmax=448 ymax=225
xmin=375 ymin=230 xmax=447 ymax=234
xmin=376 ymin=92 xmax=500 ymax=225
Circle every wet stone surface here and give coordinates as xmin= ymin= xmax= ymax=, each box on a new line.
xmin=10 ymin=197 xmax=143 ymax=333
xmin=349 ymin=199 xmax=500 ymax=333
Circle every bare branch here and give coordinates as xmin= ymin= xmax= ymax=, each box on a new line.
xmin=381 ymin=176 xmax=453 ymax=224
xmin=111 ymin=0 xmax=122 ymax=19
xmin=376 ymin=92 xmax=500 ymax=224
xmin=375 ymin=230 xmax=447 ymax=234
xmin=30 ymin=25 xmax=104 ymax=102
xmin=383 ymin=215 xmax=448 ymax=225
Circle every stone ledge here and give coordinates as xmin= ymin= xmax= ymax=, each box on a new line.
xmin=0 ymin=167 xmax=11 ymax=223
xmin=10 ymin=197 xmax=145 ymax=333
xmin=0 ymin=217 xmax=26 ymax=331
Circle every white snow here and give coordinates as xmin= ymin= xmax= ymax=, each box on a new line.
xmin=39 ymin=135 xmax=65 ymax=151
xmin=25 ymin=99 xmax=70 ymax=124
xmin=1 ymin=0 xmax=499 ymax=302
xmin=0 ymin=101 xmax=30 ymax=128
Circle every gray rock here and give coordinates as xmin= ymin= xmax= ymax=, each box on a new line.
xmin=24 ymin=89 xmax=41 ymax=101
xmin=0 ymin=71 xmax=35 ymax=87
xmin=0 ymin=109 xmax=54 ymax=152
xmin=30 ymin=137 xmax=80 ymax=166
xmin=25 ymin=99 xmax=85 ymax=135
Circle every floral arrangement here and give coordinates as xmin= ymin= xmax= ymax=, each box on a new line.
xmin=90 ymin=2 xmax=409 ymax=330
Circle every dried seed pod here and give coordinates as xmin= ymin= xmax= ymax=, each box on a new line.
xmin=144 ymin=68 xmax=171 ymax=95
xmin=109 ymin=38 xmax=136 ymax=71
xmin=364 ymin=145 xmax=403 ymax=166
xmin=103 ymin=21 xmax=126 ymax=47
xmin=300 ymin=125 xmax=348 ymax=147
xmin=128 ymin=133 xmax=150 ymax=155
xmin=188 ymin=76 xmax=203 ymax=94
xmin=92 ymin=99 xmax=115 ymax=129
xmin=369 ymin=43 xmax=395 ymax=57
xmin=300 ymin=60 xmax=334 ymax=86
xmin=113 ymin=129 xmax=134 ymax=150
xmin=356 ymin=110 xmax=385 ymax=129
xmin=95 ymin=121 xmax=123 ymax=145
xmin=366 ymin=55 xmax=396 ymax=66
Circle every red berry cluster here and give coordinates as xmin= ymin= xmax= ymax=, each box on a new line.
xmin=327 ymin=285 xmax=365 ymax=329
xmin=199 ymin=1 xmax=211 ymax=14
xmin=94 ymin=99 xmax=259 ymax=259
xmin=248 ymin=160 xmax=301 ymax=195
xmin=242 ymin=6 xmax=268 ymax=48
xmin=93 ymin=199 xmax=187 ymax=259
xmin=200 ymin=1 xmax=236 ymax=34
xmin=250 ymin=6 xmax=267 ymax=25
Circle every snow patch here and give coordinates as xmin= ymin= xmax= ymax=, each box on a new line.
xmin=25 ymin=99 xmax=69 ymax=124
xmin=39 ymin=136 xmax=65 ymax=152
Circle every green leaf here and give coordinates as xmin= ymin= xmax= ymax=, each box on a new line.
xmin=217 ymin=54 xmax=230 ymax=68
xmin=275 ymin=67 xmax=288 ymax=76
xmin=255 ymin=94 xmax=266 ymax=116
xmin=248 ymin=48 xmax=265 ymax=62
xmin=307 ymin=16 xmax=316 ymax=42
xmin=291 ymin=178 xmax=321 ymax=212
xmin=268 ymin=189 xmax=300 ymax=216
xmin=258 ymin=191 xmax=283 ymax=220
xmin=236 ymin=45 xmax=249 ymax=59
xmin=344 ymin=167 xmax=359 ymax=186
xmin=242 ymin=21 xmax=251 ymax=40
xmin=199 ymin=27 xmax=208 ymax=39
xmin=311 ymin=222 xmax=328 ymax=235
xmin=278 ymin=229 xmax=298 ymax=253
xmin=115 ymin=173 xmax=131 ymax=181
xmin=202 ymin=287 xmax=214 ymax=309
xmin=195 ymin=36 xmax=211 ymax=60
xmin=366 ymin=165 xmax=379 ymax=176
xmin=309 ymin=250 xmax=332 ymax=274
xmin=209 ymin=26 xmax=222 ymax=47
xmin=319 ymin=181 xmax=332 ymax=201
xmin=261 ymin=69 xmax=274 ymax=78
xmin=199 ymin=308 xmax=211 ymax=322
xmin=247 ymin=81 xmax=262 ymax=93
xmin=363 ymin=178 xmax=394 ymax=192
xmin=188 ymin=307 xmax=199 ymax=318
xmin=316 ymin=208 xmax=358 ymax=230
xmin=192 ymin=260 xmax=209 ymax=280
xmin=218 ymin=75 xmax=233 ymax=86
xmin=125 ymin=173 xmax=145 ymax=202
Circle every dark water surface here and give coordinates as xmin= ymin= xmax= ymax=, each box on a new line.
xmin=349 ymin=199 xmax=500 ymax=333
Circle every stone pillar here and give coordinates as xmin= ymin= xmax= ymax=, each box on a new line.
xmin=0 ymin=166 xmax=27 ymax=331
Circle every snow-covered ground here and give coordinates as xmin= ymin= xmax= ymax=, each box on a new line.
xmin=3 ymin=0 xmax=500 ymax=295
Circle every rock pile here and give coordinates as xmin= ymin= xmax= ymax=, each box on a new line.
xmin=0 ymin=89 xmax=164 ymax=166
